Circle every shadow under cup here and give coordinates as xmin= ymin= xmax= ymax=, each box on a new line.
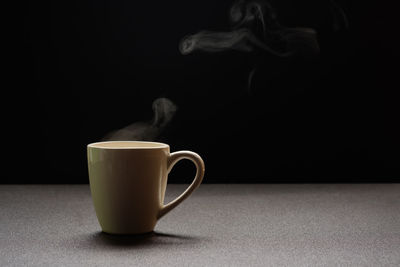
xmin=87 ymin=141 xmax=205 ymax=235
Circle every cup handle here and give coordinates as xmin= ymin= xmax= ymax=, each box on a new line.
xmin=157 ymin=151 xmax=205 ymax=219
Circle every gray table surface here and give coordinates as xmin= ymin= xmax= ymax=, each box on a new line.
xmin=1 ymin=184 xmax=399 ymax=266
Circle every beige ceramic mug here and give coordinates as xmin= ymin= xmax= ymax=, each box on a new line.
xmin=87 ymin=141 xmax=205 ymax=234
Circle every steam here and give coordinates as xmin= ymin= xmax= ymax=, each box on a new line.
xmin=179 ymin=0 xmax=321 ymax=92
xmin=230 ymin=0 xmax=269 ymax=31
xmin=180 ymin=29 xmax=293 ymax=57
xmin=103 ymin=97 xmax=177 ymax=141
xmin=179 ymin=0 xmax=320 ymax=58
xmin=329 ymin=0 xmax=349 ymax=31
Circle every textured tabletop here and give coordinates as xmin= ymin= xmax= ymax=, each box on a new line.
xmin=1 ymin=184 xmax=399 ymax=266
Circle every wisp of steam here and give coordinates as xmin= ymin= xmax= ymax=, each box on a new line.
xmin=328 ymin=0 xmax=349 ymax=31
xmin=179 ymin=0 xmax=348 ymax=92
xmin=103 ymin=97 xmax=177 ymax=141
xmin=180 ymin=0 xmax=320 ymax=57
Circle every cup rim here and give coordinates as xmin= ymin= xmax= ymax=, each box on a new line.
xmin=87 ymin=141 xmax=169 ymax=149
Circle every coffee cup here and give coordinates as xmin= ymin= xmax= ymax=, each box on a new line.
xmin=87 ymin=141 xmax=205 ymax=234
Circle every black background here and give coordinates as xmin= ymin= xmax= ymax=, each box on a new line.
xmin=6 ymin=0 xmax=399 ymax=183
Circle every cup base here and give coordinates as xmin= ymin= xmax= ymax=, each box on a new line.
xmin=101 ymin=229 xmax=155 ymax=236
